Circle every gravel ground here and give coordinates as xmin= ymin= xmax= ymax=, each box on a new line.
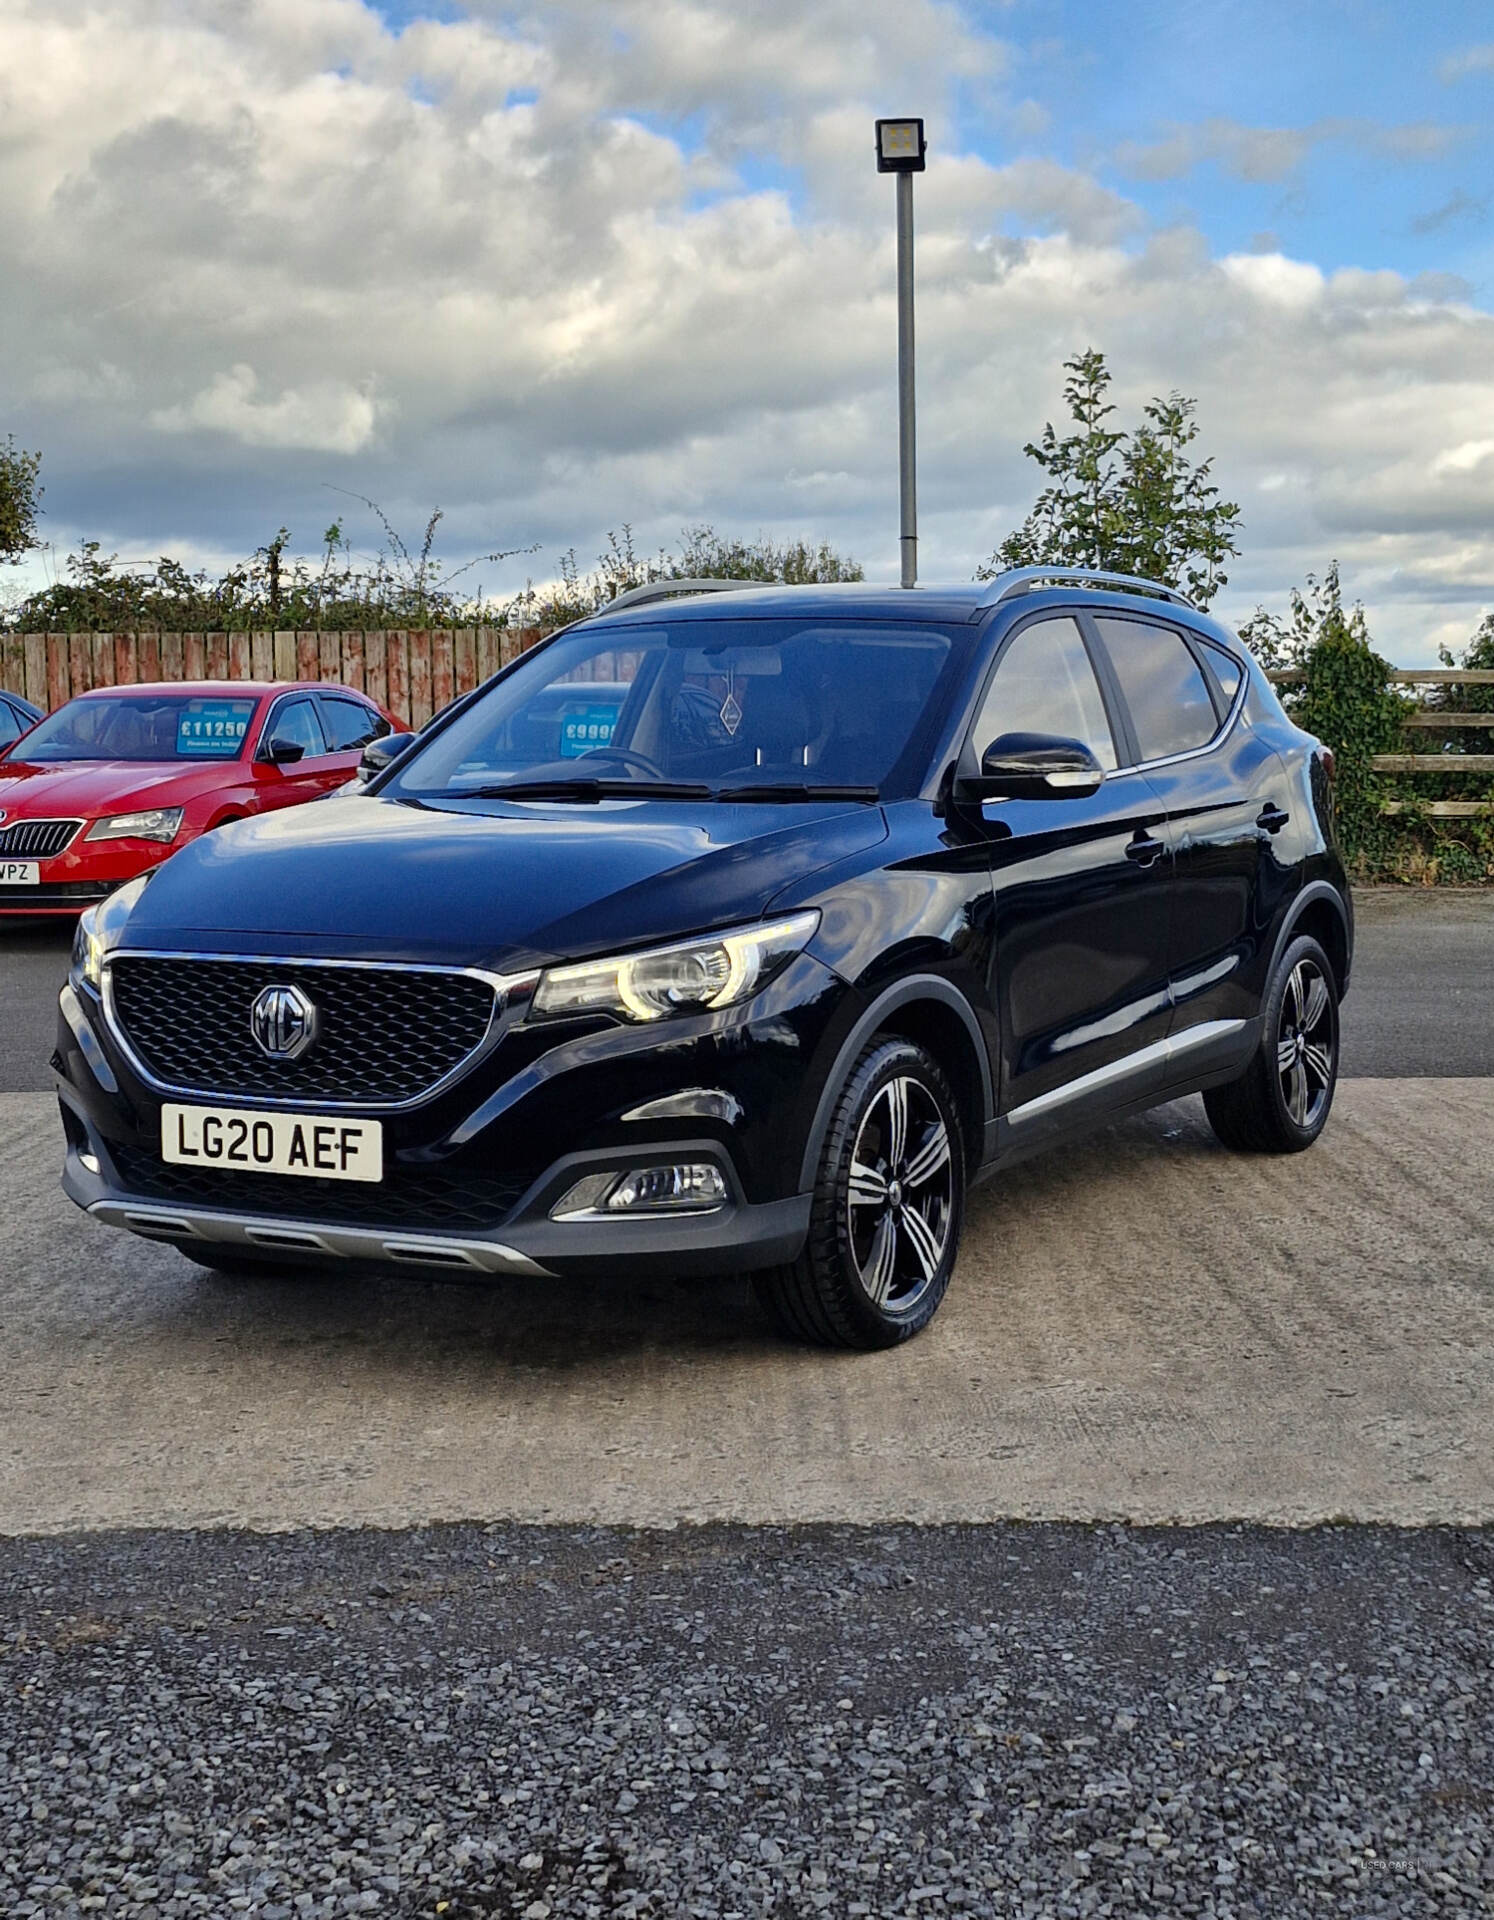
xmin=2 ymin=1524 xmax=1491 ymax=1917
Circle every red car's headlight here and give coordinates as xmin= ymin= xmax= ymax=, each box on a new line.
xmin=85 ymin=807 xmax=184 ymax=845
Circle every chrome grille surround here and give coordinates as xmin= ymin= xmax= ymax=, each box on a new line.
xmin=0 ymin=818 xmax=83 ymax=859
xmin=100 ymin=950 xmax=538 ymax=1111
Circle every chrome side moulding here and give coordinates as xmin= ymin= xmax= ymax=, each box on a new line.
xmin=1005 ymin=1018 xmax=1249 ymax=1130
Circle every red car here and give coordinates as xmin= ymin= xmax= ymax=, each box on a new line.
xmin=0 ymin=680 xmax=400 ymax=916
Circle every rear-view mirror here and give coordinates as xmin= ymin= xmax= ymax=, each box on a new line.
xmin=359 ymin=731 xmax=418 ymax=780
xmin=963 ymin=732 xmax=1106 ymax=802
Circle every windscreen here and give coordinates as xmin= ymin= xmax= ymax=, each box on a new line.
xmin=14 ymin=694 xmax=258 ymax=763
xmin=387 ymin=618 xmax=963 ymax=800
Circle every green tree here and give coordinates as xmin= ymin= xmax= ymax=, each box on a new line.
xmin=1239 ymin=564 xmax=1408 ymax=855
xmin=0 ymin=435 xmax=43 ymax=564
xmin=979 ymin=349 xmax=1242 ymax=607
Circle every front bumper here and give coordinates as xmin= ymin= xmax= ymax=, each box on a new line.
xmin=55 ymin=952 xmax=848 ymax=1279
xmin=61 ymin=1125 xmax=813 ymax=1278
xmin=0 ymin=838 xmax=176 ymax=915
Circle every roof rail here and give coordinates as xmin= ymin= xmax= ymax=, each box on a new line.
xmin=979 ymin=567 xmax=1196 ymax=611
xmin=594 ymin=577 xmax=778 ymax=617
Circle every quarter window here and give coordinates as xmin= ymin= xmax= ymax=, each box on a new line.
xmin=1096 ymin=618 xmax=1218 ymax=761
xmin=1199 ymin=639 xmax=1244 ymax=707
xmin=0 ymin=702 xmax=22 ymax=749
xmin=973 ymin=617 xmax=1118 ymax=770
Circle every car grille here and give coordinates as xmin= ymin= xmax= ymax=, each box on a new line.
xmin=108 ymin=1143 xmax=538 ymax=1233
xmin=0 ymin=881 xmax=112 ymax=907
xmin=106 ymin=956 xmax=500 ymax=1106
xmin=0 ymin=818 xmax=82 ymax=859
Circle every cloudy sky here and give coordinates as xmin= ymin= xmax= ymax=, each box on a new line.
xmin=4 ymin=0 xmax=1494 ymax=660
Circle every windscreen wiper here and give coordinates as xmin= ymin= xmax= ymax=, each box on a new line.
xmin=466 ymin=778 xmax=715 ymax=802
xmin=713 ymin=783 xmax=881 ymax=804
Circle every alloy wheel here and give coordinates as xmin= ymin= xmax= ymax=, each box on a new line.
xmin=1277 ymin=956 xmax=1335 ymax=1129
xmin=846 ymin=1073 xmax=955 ymax=1312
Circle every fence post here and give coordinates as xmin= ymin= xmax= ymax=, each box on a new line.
xmin=364 ymin=631 xmax=387 ymax=712
xmin=387 ymin=632 xmax=409 ymax=727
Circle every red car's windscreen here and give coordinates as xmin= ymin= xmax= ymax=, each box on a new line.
xmin=14 ymin=694 xmax=258 ymax=763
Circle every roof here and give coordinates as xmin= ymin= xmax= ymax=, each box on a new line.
xmin=70 ymin=680 xmax=330 ymax=699
xmin=582 ymin=582 xmax=995 ymax=628
xmin=579 ymin=575 xmax=1243 ymax=650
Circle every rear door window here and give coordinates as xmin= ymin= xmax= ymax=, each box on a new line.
xmin=319 ymin=695 xmax=388 ymax=751
xmin=1095 ymin=617 xmax=1219 ymax=762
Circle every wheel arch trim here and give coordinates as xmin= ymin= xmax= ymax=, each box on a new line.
xmin=1268 ymin=881 xmax=1353 ymax=999
xmin=797 ymin=974 xmax=994 ymax=1191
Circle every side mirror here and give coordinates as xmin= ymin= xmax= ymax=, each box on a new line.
xmin=964 ymin=732 xmax=1106 ymax=802
xmin=359 ymin=731 xmax=418 ymax=780
xmin=265 ymin=737 xmax=305 ymax=766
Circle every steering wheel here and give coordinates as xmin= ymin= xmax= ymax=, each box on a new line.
xmin=575 ymin=746 xmax=667 ymax=779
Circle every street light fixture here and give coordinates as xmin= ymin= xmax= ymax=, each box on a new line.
xmin=875 ymin=117 xmax=926 ymax=588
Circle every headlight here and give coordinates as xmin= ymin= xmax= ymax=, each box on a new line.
xmin=71 ymin=873 xmax=153 ymax=990
xmin=531 ymin=911 xmax=820 ymax=1023
xmin=85 ymin=807 xmax=184 ymax=844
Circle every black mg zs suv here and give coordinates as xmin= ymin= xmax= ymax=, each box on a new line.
xmin=56 ymin=569 xmax=1352 ymax=1348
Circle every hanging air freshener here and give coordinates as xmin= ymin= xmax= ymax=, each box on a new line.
xmin=719 ymin=667 xmax=743 ymax=737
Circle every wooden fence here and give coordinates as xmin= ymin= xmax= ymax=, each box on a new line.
xmin=1269 ymin=666 xmax=1494 ymax=819
xmin=0 ymin=628 xmax=549 ymax=732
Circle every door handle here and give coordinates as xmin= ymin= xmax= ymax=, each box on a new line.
xmin=1125 ymin=831 xmax=1167 ymax=868
xmin=1257 ymin=804 xmax=1290 ymax=835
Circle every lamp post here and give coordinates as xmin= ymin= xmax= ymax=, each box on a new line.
xmin=875 ymin=116 xmax=926 ymax=589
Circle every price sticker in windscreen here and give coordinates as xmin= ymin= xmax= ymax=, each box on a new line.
xmin=177 ymin=699 xmax=255 ymax=757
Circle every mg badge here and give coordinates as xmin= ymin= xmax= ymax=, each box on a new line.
xmin=250 ymin=983 xmax=319 ymax=1061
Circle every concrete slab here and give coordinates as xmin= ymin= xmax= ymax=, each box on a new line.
xmin=2 ymin=1080 xmax=1491 ymax=1533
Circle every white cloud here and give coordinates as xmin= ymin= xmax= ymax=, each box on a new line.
xmin=150 ymin=365 xmax=383 ymax=453
xmin=1220 ymin=251 xmax=1324 ymax=310
xmin=0 ymin=0 xmax=1492 ymax=665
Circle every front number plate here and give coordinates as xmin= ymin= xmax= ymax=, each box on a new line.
xmin=0 ymin=861 xmax=39 ymax=884
xmin=162 ymin=1104 xmax=383 ymax=1183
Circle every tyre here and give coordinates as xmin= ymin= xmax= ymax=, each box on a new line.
xmin=753 ymin=1036 xmax=965 ymax=1349
xmin=1203 ymin=933 xmax=1340 ymax=1153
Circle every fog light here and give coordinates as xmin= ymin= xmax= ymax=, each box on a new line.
xmin=608 ymin=1163 xmax=727 ymax=1211
xmin=550 ymin=1162 xmax=729 ymax=1220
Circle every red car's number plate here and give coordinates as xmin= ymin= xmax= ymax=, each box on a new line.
xmin=0 ymin=861 xmax=39 ymax=885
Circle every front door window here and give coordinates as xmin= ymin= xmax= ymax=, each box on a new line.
xmin=973 ymin=617 xmax=1118 ymax=769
